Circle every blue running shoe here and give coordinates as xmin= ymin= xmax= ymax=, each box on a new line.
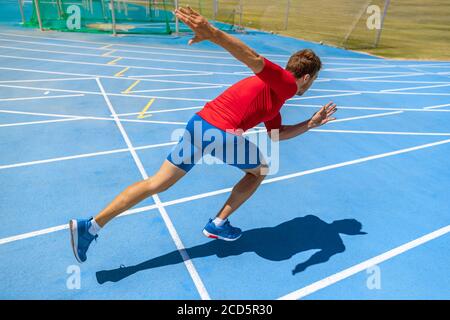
xmin=69 ymin=218 xmax=97 ymax=263
xmin=203 ymin=219 xmax=242 ymax=241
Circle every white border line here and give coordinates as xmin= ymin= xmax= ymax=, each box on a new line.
xmin=0 ymin=141 xmax=177 ymax=170
xmin=2 ymin=137 xmax=450 ymax=244
xmin=96 ymin=78 xmax=210 ymax=300
xmin=2 ymin=65 xmax=447 ymax=88
xmin=0 ymin=109 xmax=189 ymax=126
xmin=129 ymin=85 xmax=224 ymax=94
xmin=286 ymin=103 xmax=450 ymax=113
xmin=0 ymin=117 xmax=83 ymax=127
xmin=423 ymin=103 xmax=450 ymax=110
xmin=330 ymin=111 xmax=403 ymax=123
xmin=278 ymin=224 xmax=450 ymax=300
xmin=0 ymin=32 xmax=383 ymax=59
xmin=0 ymin=94 xmax=85 ymax=102
xmin=381 ymin=83 xmax=450 ymax=92
xmin=312 ymin=128 xmax=450 ymax=136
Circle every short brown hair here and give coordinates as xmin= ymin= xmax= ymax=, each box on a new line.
xmin=286 ymin=49 xmax=322 ymax=79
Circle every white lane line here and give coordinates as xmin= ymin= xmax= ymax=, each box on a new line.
xmin=1 ymin=106 xmax=450 ymax=171
xmin=127 ymin=77 xmax=231 ymax=87
xmin=5 ymin=32 xmax=448 ymax=66
xmin=406 ymin=63 xmax=450 ymax=68
xmin=0 ymin=77 xmax=95 ymax=84
xmin=0 ymin=109 xmax=81 ymax=118
xmin=130 ymin=85 xmax=224 ymax=94
xmin=7 ymin=65 xmax=445 ymax=88
xmin=0 ymin=83 xmax=213 ymax=102
xmin=0 ymin=141 xmax=177 ymax=170
xmin=265 ymin=138 xmax=450 ymax=185
xmin=1 ymin=137 xmax=450 ymax=247
xmin=0 ymin=32 xmax=232 ymax=55
xmin=0 ymin=94 xmax=85 ymax=102
xmin=330 ymin=111 xmax=403 ymax=123
xmin=0 ymin=37 xmax=409 ymax=67
xmin=278 ymin=224 xmax=450 ymax=300
xmin=125 ymin=72 xmax=216 ymax=79
xmin=0 ymin=37 xmax=238 ymax=61
xmin=0 ymin=54 xmax=239 ymax=76
xmin=290 ymin=93 xmax=361 ymax=100
xmin=0 ymin=203 xmax=160 ymax=245
xmin=118 ymin=118 xmax=186 ymax=125
xmin=0 ymin=109 xmax=188 ymax=126
xmin=0 ymin=117 xmax=83 ymax=128
xmin=0 ymin=225 xmax=70 ymax=245
xmin=1 ymin=51 xmax=424 ymax=78
xmin=346 ymin=73 xmax=424 ymax=81
xmin=0 ymin=32 xmax=385 ymax=60
xmin=96 ymin=78 xmax=210 ymax=300
xmin=311 ymin=128 xmax=450 ymax=136
xmin=114 ymin=105 xmax=203 ymax=117
xmin=0 ymin=44 xmax=246 ymax=68
xmin=5 ymin=124 xmax=448 ymax=171
xmin=307 ymin=87 xmax=450 ymax=96
xmin=325 ymin=65 xmax=396 ymax=72
xmin=286 ymin=103 xmax=450 ymax=113
xmin=381 ymin=83 xmax=450 ymax=92
xmin=423 ymin=103 xmax=450 ymax=110
xmin=324 ymin=69 xmax=416 ymax=75
xmin=0 ymin=66 xmax=228 ymax=87
xmin=333 ymin=78 xmax=450 ymax=84
xmin=0 ymin=116 xmax=185 ymax=127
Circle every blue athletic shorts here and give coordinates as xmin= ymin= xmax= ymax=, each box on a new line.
xmin=167 ymin=114 xmax=263 ymax=172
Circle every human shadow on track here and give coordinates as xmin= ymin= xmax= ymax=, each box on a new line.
xmin=96 ymin=215 xmax=367 ymax=284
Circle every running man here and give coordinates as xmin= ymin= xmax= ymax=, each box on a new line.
xmin=70 ymin=6 xmax=337 ymax=263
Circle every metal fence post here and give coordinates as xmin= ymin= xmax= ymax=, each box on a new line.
xmin=175 ymin=0 xmax=179 ymax=35
xmin=342 ymin=0 xmax=371 ymax=48
xmin=284 ymin=0 xmax=291 ymax=30
xmin=18 ymin=0 xmax=25 ymax=24
xmin=374 ymin=0 xmax=391 ymax=48
xmin=109 ymin=0 xmax=117 ymax=36
xmin=34 ymin=0 xmax=44 ymax=31
xmin=238 ymin=0 xmax=243 ymax=30
xmin=213 ymin=0 xmax=218 ymax=21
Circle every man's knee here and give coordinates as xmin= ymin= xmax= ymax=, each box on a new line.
xmin=246 ymin=163 xmax=269 ymax=179
xmin=143 ymin=177 xmax=172 ymax=194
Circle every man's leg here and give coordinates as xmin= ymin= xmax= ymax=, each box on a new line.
xmin=95 ymin=160 xmax=186 ymax=227
xmin=70 ymin=160 xmax=186 ymax=263
xmin=203 ymin=164 xmax=267 ymax=241
xmin=216 ymin=165 xmax=267 ymax=220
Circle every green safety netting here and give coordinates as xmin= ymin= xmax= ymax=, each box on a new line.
xmin=27 ymin=0 xmax=235 ymax=34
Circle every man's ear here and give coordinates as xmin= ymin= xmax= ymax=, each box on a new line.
xmin=303 ymin=74 xmax=311 ymax=82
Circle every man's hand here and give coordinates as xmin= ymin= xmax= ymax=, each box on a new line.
xmin=174 ymin=6 xmax=217 ymax=45
xmin=308 ymin=102 xmax=337 ymax=129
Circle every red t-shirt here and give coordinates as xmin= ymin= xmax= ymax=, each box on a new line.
xmin=197 ymin=57 xmax=298 ymax=133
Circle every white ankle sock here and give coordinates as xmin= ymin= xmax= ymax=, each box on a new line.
xmin=88 ymin=218 xmax=102 ymax=235
xmin=212 ymin=217 xmax=226 ymax=227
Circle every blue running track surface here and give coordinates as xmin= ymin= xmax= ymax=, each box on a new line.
xmin=0 ymin=0 xmax=449 ymax=300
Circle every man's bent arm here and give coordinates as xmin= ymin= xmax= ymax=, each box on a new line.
xmin=269 ymin=102 xmax=337 ymax=141
xmin=271 ymin=120 xmax=312 ymax=141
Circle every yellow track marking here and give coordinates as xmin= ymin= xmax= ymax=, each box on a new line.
xmin=114 ymin=67 xmax=129 ymax=77
xmin=138 ymin=98 xmax=155 ymax=119
xmin=122 ymin=80 xmax=141 ymax=94
xmin=102 ymin=50 xmax=116 ymax=57
xmin=107 ymin=57 xmax=122 ymax=65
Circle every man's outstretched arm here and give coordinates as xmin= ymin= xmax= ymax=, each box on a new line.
xmin=174 ymin=6 xmax=264 ymax=73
